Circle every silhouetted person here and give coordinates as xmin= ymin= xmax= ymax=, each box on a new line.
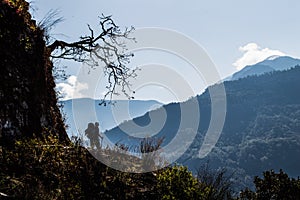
xmin=94 ymin=122 xmax=103 ymax=149
xmin=85 ymin=122 xmax=103 ymax=149
xmin=85 ymin=123 xmax=95 ymax=148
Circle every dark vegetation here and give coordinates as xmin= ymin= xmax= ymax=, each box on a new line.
xmin=0 ymin=132 xmax=237 ymax=199
xmin=1 ymin=0 xmax=300 ymax=199
xmin=239 ymin=170 xmax=300 ymax=200
xmin=0 ymin=0 xmax=66 ymax=142
xmin=1 ymin=135 xmax=299 ymax=199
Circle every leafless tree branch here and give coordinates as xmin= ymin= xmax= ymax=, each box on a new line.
xmin=47 ymin=15 xmax=137 ymax=104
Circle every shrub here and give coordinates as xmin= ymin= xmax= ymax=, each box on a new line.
xmin=239 ymin=169 xmax=300 ymax=200
xmin=156 ymin=165 xmax=206 ymax=199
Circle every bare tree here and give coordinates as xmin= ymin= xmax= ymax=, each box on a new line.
xmin=46 ymin=15 xmax=138 ymax=103
xmin=197 ymin=162 xmax=234 ymax=200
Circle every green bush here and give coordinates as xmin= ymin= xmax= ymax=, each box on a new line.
xmin=156 ymin=165 xmax=208 ymax=199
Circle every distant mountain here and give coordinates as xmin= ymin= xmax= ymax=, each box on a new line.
xmin=60 ymin=98 xmax=162 ymax=137
xmin=230 ymin=56 xmax=300 ymax=81
xmin=105 ymin=66 xmax=300 ymax=190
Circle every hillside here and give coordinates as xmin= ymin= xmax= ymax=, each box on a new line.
xmin=106 ymin=66 xmax=300 ymax=189
xmin=1 ymin=0 xmax=300 ymax=198
xmin=1 ymin=2 xmax=236 ymax=199
xmin=0 ymin=0 xmax=67 ymax=142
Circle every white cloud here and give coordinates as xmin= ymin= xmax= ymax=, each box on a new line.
xmin=56 ymin=75 xmax=88 ymax=100
xmin=233 ymin=43 xmax=286 ymax=70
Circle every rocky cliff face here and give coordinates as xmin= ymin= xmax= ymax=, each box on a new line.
xmin=0 ymin=0 xmax=68 ymax=144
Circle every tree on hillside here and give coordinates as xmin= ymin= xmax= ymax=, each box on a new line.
xmin=239 ymin=169 xmax=300 ymax=200
xmin=197 ymin=163 xmax=234 ymax=200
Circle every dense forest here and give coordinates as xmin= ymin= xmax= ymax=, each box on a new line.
xmin=0 ymin=0 xmax=300 ymax=199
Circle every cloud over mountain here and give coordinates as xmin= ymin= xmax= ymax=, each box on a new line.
xmin=233 ymin=43 xmax=286 ymax=70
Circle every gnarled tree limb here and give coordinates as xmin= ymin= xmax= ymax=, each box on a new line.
xmin=47 ymin=15 xmax=137 ymax=104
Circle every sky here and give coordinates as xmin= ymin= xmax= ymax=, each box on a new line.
xmin=31 ymin=0 xmax=300 ymax=103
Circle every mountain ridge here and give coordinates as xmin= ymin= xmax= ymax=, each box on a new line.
xmin=105 ymin=66 xmax=300 ymax=189
xmin=230 ymin=56 xmax=300 ymax=81
xmin=60 ymin=98 xmax=163 ymax=137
